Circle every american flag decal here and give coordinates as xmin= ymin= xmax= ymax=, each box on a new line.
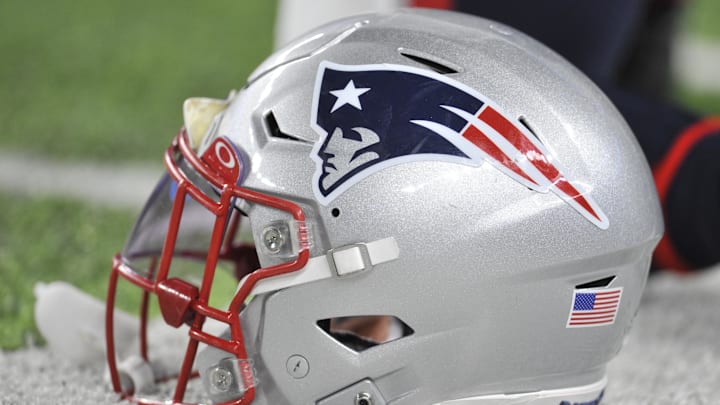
xmin=566 ymin=287 xmax=622 ymax=328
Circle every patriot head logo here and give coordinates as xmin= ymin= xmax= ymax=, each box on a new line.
xmin=310 ymin=61 xmax=609 ymax=229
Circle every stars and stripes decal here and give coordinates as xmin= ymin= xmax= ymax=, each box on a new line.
xmin=310 ymin=61 xmax=609 ymax=229
xmin=566 ymin=287 xmax=623 ymax=328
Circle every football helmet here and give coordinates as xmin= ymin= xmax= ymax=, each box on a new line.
xmin=106 ymin=8 xmax=663 ymax=405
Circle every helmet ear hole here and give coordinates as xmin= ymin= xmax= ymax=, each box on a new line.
xmin=317 ymin=316 xmax=414 ymax=352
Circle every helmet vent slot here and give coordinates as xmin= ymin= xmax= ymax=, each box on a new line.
xmin=398 ymin=48 xmax=459 ymax=75
xmin=264 ymin=111 xmax=307 ymax=143
xmin=518 ymin=115 xmax=543 ymax=145
xmin=575 ymin=275 xmax=616 ymax=289
xmin=317 ymin=316 xmax=414 ymax=352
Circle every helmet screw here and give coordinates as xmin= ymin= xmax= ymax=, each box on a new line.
xmin=286 ymin=354 xmax=310 ymax=379
xmin=262 ymin=226 xmax=285 ymax=253
xmin=209 ymin=366 xmax=233 ymax=392
xmin=355 ymin=392 xmax=373 ymax=405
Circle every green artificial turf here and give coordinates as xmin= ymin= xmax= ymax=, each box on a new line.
xmin=0 ymin=192 xmax=134 ymax=348
xmin=0 ymin=191 xmax=239 ymax=350
xmin=675 ymin=86 xmax=720 ymax=116
xmin=0 ymin=0 xmax=276 ymax=162
xmin=685 ymin=0 xmax=720 ymax=39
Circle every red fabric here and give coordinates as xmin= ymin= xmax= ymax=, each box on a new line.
xmin=409 ymin=0 xmax=454 ymax=9
xmin=652 ymin=117 xmax=720 ymax=272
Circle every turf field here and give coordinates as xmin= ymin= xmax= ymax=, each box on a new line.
xmin=0 ymin=0 xmax=276 ymax=349
xmin=0 ymin=192 xmax=135 ymax=348
xmin=686 ymin=0 xmax=720 ymax=39
xmin=0 ymin=0 xmax=276 ymax=162
xmin=1 ymin=0 xmax=720 ymax=353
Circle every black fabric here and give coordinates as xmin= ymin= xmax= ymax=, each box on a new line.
xmin=598 ymin=83 xmax=697 ymax=166
xmin=665 ymin=134 xmax=720 ymax=268
xmin=454 ymin=0 xmax=645 ymax=82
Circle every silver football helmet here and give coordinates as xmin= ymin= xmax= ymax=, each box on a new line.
xmin=106 ymin=8 xmax=662 ymax=405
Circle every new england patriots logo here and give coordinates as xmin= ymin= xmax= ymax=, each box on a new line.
xmin=310 ymin=62 xmax=609 ymax=229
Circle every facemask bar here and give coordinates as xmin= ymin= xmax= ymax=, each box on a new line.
xmin=106 ymin=128 xmax=310 ymax=405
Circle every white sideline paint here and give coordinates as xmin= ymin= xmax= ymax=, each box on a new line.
xmin=674 ymin=35 xmax=720 ymax=92
xmin=0 ymin=150 xmax=161 ymax=210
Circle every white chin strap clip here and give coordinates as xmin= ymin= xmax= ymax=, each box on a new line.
xmin=240 ymin=236 xmax=399 ymax=296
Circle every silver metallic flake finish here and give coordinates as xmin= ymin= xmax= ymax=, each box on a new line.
xmin=196 ymin=8 xmax=662 ymax=405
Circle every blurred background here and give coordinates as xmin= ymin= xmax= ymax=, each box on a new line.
xmin=1 ymin=0 xmax=719 ymax=351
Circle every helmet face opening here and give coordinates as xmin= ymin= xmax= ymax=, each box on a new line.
xmin=106 ymin=129 xmax=310 ymax=405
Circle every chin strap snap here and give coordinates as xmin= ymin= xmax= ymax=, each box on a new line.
xmin=238 ymin=237 xmax=399 ymax=296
